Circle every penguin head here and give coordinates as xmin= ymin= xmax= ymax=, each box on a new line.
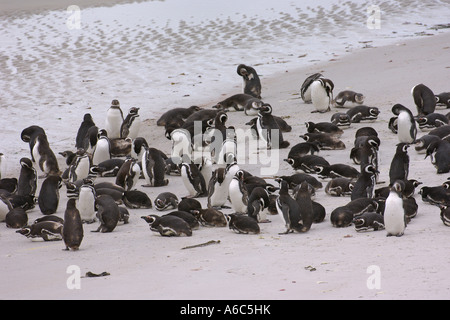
xmin=129 ymin=107 xmax=140 ymax=115
xmin=369 ymin=108 xmax=380 ymax=117
xmin=363 ymin=164 xmax=379 ymax=175
xmin=355 ymin=93 xmax=365 ymax=104
xmin=283 ymin=158 xmax=295 ymax=166
xmin=391 ymin=180 xmax=405 ymax=195
xmin=258 ymin=104 xmax=272 ymax=115
xmin=83 ymin=113 xmax=93 ymax=122
xmin=141 ymin=215 xmax=158 ymax=225
xmin=300 ymin=134 xmax=309 ymax=141
xmin=19 ymin=157 xmax=33 ymax=169
xmin=16 ymin=227 xmax=31 ymax=237
xmin=391 ymin=104 xmax=410 ymax=116
xmin=397 ymin=143 xmax=410 ymax=153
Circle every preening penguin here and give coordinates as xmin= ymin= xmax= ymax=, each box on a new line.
xmin=141 ymin=147 xmax=169 ymax=187
xmin=17 ymin=157 xmax=37 ymax=197
xmin=32 ymin=133 xmax=60 ymax=177
xmin=300 ymin=73 xmax=322 ymax=103
xmin=38 ymin=175 xmax=62 ymax=215
xmin=115 ymin=158 xmax=141 ymax=191
xmin=310 ymin=78 xmax=334 ymax=113
xmin=121 ymin=107 xmax=141 ymax=139
xmin=237 ymin=64 xmax=262 ymax=99
xmin=384 ymin=180 xmax=407 ymax=237
xmin=334 ymin=90 xmax=365 ymax=107
xmin=350 ymin=164 xmax=378 ymax=201
xmin=389 ymin=143 xmax=410 ymax=185
xmin=228 ymin=170 xmax=248 ymax=214
xmin=76 ymin=113 xmax=96 ymax=149
xmin=180 ymin=163 xmax=207 ymax=198
xmin=256 ymin=103 xmax=290 ymax=149
xmin=412 ymin=83 xmax=436 ymax=116
xmin=392 ymin=104 xmax=417 ymax=143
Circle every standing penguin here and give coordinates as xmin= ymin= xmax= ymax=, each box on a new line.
xmin=389 ymin=143 xmax=410 ymax=185
xmin=130 ymin=137 xmax=149 ymax=160
xmin=93 ymin=194 xmax=120 ymax=233
xmin=68 ymin=149 xmax=91 ymax=182
xmin=300 ymin=73 xmax=323 ymax=103
xmin=229 ymin=170 xmax=249 ymax=214
xmin=76 ymin=113 xmax=96 ymax=149
xmin=17 ymin=157 xmax=37 ymax=197
xmin=237 ymin=64 xmax=262 ymax=99
xmin=384 ymin=180 xmax=407 ymax=237
xmin=247 ymin=186 xmax=270 ymax=223
xmin=92 ymin=130 xmax=111 ymax=166
xmin=207 ymin=167 xmax=230 ymax=209
xmin=180 ymin=163 xmax=207 ymax=198
xmin=351 ymin=164 xmax=379 ymax=201
xmin=310 ymin=78 xmax=334 ymax=113
xmin=256 ymin=104 xmax=290 ymax=149
xmin=63 ymin=198 xmax=84 ymax=251
xmin=115 ymin=158 xmax=141 ymax=191
xmin=276 ymin=180 xmax=302 ymax=234
xmin=121 ymin=107 xmax=141 ymax=139
xmin=32 ymin=133 xmax=60 ymax=177
xmin=412 ymin=83 xmax=436 ymax=116
xmin=392 ymin=104 xmax=417 ymax=144
xmin=38 ymin=175 xmax=62 ymax=215
xmin=293 ymin=181 xmax=314 ymax=233
xmin=141 ymin=147 xmax=169 ymax=187
xmin=105 ymin=99 xmax=124 ymax=139
xmin=77 ymin=181 xmax=97 ymax=223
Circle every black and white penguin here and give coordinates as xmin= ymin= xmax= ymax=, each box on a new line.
xmin=237 ymin=64 xmax=262 ymax=99
xmin=300 ymin=73 xmax=323 ymax=103
xmin=122 ymin=190 xmax=152 ymax=209
xmin=5 ymin=207 xmax=28 ymax=229
xmin=353 ymin=211 xmax=384 ymax=232
xmin=284 ymin=155 xmax=330 ymax=173
xmin=0 ymin=178 xmax=17 ymax=194
xmin=38 ymin=175 xmax=62 ymax=215
xmin=17 ymin=157 xmax=37 ymax=197
xmin=256 ymin=103 xmax=290 ymax=149
xmin=115 ymin=158 xmax=141 ymax=191
xmin=207 ymin=167 xmax=230 ymax=209
xmin=275 ymin=180 xmax=302 ymax=234
xmin=310 ymin=78 xmax=334 ymax=113
xmin=435 ymin=92 xmax=450 ymax=109
xmin=384 ymin=180 xmax=407 ymax=237
xmin=93 ymin=194 xmax=120 ymax=233
xmin=121 ymin=107 xmax=141 ymax=139
xmin=428 ymin=125 xmax=450 ymax=140
xmin=425 ymin=139 xmax=450 ymax=174
xmin=191 ymin=208 xmax=228 ymax=227
xmin=141 ymin=214 xmax=192 ymax=237
xmin=215 ymin=93 xmax=261 ymax=113
xmin=417 ymin=113 xmax=449 ymax=130
xmin=154 ymin=192 xmax=179 ymax=211
xmin=350 ymin=135 xmax=380 ymax=168
xmin=163 ymin=211 xmax=199 ymax=230
xmin=325 ymin=177 xmax=355 ymax=197
xmin=0 ymin=195 xmax=13 ymax=222
xmin=169 ymin=128 xmax=193 ymax=163
xmin=293 ymin=181 xmax=314 ymax=233
xmin=228 ymin=170 xmax=248 ymax=214
xmin=276 ymin=173 xmax=323 ymax=190
xmin=177 ymin=197 xmax=202 ymax=213
xmin=130 ymin=137 xmax=148 ymax=160
xmin=180 ymin=162 xmax=207 ymax=198
xmin=314 ymin=164 xmax=360 ymax=180
xmin=104 ymin=99 xmax=124 ymax=139
xmin=157 ymin=105 xmax=201 ymax=126
xmin=31 ymin=133 xmax=60 ymax=177
xmin=389 ymin=143 xmax=410 ymax=185
xmin=76 ymin=113 xmax=96 ymax=149
xmin=287 ymin=142 xmax=321 ymax=159
xmin=62 ymin=198 xmax=84 ymax=251
xmin=77 ymin=181 xmax=97 ymax=223
xmin=300 ymin=132 xmax=345 ymax=150
xmin=412 ymin=83 xmax=436 ymax=116
xmin=21 ymin=125 xmax=46 ymax=161
xmin=305 ymin=121 xmax=344 ymax=137
xmin=227 ymin=213 xmax=260 ymax=234
xmin=330 ymin=112 xmax=351 ymax=127
xmin=92 ymin=130 xmax=111 ymax=166
xmin=346 ymin=105 xmax=380 ymax=123
xmin=439 ymin=205 xmax=450 ymax=226
xmin=141 ymin=147 xmax=169 ymax=187
xmin=246 ymin=186 xmax=270 ymax=223
xmin=16 ymin=221 xmax=63 ymax=241
xmin=392 ymin=104 xmax=417 ymax=144
xmin=68 ymin=149 xmax=91 ymax=182
xmin=330 ymin=198 xmax=378 ymax=228
xmin=334 ymin=90 xmax=365 ymax=107
xmin=350 ymin=164 xmax=378 ymax=201
xmin=419 ymin=185 xmax=450 ymax=207
xmin=90 ymin=158 xmax=125 ymax=177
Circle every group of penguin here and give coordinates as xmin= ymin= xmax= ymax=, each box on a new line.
xmin=1 ymin=64 xmax=450 ymax=252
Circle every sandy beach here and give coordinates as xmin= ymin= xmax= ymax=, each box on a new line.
xmin=1 ymin=1 xmax=450 ymax=302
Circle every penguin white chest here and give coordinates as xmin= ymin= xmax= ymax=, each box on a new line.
xmin=131 ymin=163 xmax=141 ymax=189
xmin=384 ymin=192 xmax=406 ymax=236
xmin=228 ymin=179 xmax=247 ymax=213
xmin=141 ymin=150 xmax=152 ymax=185
xmin=75 ymin=156 xmax=90 ymax=180
xmin=311 ymin=81 xmax=330 ymax=112
xmin=92 ymin=139 xmax=111 ymax=165
xmin=105 ymin=110 xmax=123 ymax=139
xmin=181 ymin=166 xmax=197 ymax=196
xmin=77 ymin=188 xmax=96 ymax=222
xmin=397 ymin=112 xmax=414 ymax=143
xmin=127 ymin=118 xmax=141 ymax=139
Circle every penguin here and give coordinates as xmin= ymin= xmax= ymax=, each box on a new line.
xmin=119 ymin=206 xmax=130 ymax=224
xmin=180 ymin=162 xmax=207 ymax=198
xmin=62 ymin=198 xmax=84 ymax=251
xmin=417 ymin=113 xmax=448 ymax=130
xmin=104 ymin=99 xmax=124 ymax=139
xmin=0 ymin=153 xmax=6 ymax=179
xmin=93 ymin=194 xmax=120 ymax=233
xmin=20 ymin=125 xmax=46 ymax=162
xmin=0 ymin=178 xmax=17 ymax=193
xmin=392 ymin=104 xmax=417 ymax=143
xmin=92 ymin=130 xmax=111 ymax=166
xmin=183 ymin=108 xmax=218 ymax=124
xmin=77 ymin=181 xmax=97 ymax=223
xmin=330 ymin=112 xmax=351 ymax=127
xmin=305 ymin=121 xmax=344 ymax=137
xmin=375 ymin=179 xmax=422 ymax=199
xmin=115 ymin=158 xmax=141 ymax=191
xmin=419 ymin=185 xmax=450 ymax=207
xmin=246 ymin=116 xmax=292 ymax=135
xmin=207 ymin=167 xmax=230 ymax=209
xmin=5 ymin=207 xmax=28 ymax=228
xmin=32 ymin=133 xmax=60 ymax=177
xmin=389 ymin=143 xmax=410 ymax=185
xmin=330 ymin=198 xmax=378 ymax=228
xmin=256 ymin=103 xmax=290 ymax=149
xmin=275 ymin=180 xmax=302 ymax=234
xmin=82 ymin=125 xmax=99 ymax=154
xmin=164 ymin=211 xmax=199 ymax=230
xmin=334 ymin=90 xmax=365 ymax=107
xmin=353 ymin=211 xmax=384 ymax=232
xmin=425 ymin=139 xmax=450 ymax=174
xmin=284 ymin=155 xmax=330 ymax=173
xmin=293 ymin=181 xmax=314 ymax=232
xmin=215 ymin=94 xmax=261 ymax=112
xmin=198 ymin=156 xmax=213 ymax=187
xmin=300 ymin=132 xmax=345 ymax=150
xmin=300 ymin=72 xmax=323 ymax=103
xmin=247 ymin=186 xmax=270 ymax=223
xmin=165 ymin=157 xmax=181 ymax=176
xmin=228 ymin=170 xmax=248 ymax=214
xmin=384 ymin=180 xmax=407 ymax=237
xmin=388 ymin=116 xmax=398 ymax=134
xmin=141 ymin=147 xmax=169 ymax=187
xmin=191 ymin=208 xmax=228 ymax=227
xmin=169 ymin=128 xmax=193 ymax=163
xmin=350 ymin=136 xmax=380 ymax=167
xmin=16 ymin=221 xmax=63 ymax=241
xmin=412 ymin=83 xmax=436 ymax=115
xmin=350 ymin=164 xmax=378 ymax=200
xmin=121 ymin=107 xmax=141 ymax=139
xmin=38 ymin=175 xmax=62 ymax=215
xmin=346 ymin=105 xmax=380 ymax=123
xmin=177 ymin=197 xmax=202 ymax=213
xmin=439 ymin=205 xmax=450 ymax=226
xmin=157 ymin=105 xmax=201 ymax=126
xmin=141 ymin=214 xmax=192 ymax=237
xmin=428 ymin=124 xmax=450 ymax=140
xmin=76 ymin=113 xmax=96 ymax=149
xmin=33 ymin=215 xmax=64 ymax=225
xmin=310 ymin=78 xmax=334 ymax=113
xmin=90 ymin=158 xmax=125 ymax=177
xmin=17 ymin=157 xmax=37 ymax=197
xmin=68 ymin=149 xmax=91 ymax=182
xmin=276 ymin=173 xmax=323 ymax=190
xmin=325 ymin=177 xmax=355 ymax=197
xmin=227 ymin=213 xmax=260 ymax=234
xmin=123 ymin=190 xmax=153 ymax=209
xmin=237 ymin=64 xmax=262 ymax=99
xmin=435 ymin=92 xmax=450 ymax=109
xmin=130 ymin=137 xmax=149 ymax=160
xmin=154 ymin=192 xmax=178 ymax=211
xmin=287 ymin=142 xmax=321 ymax=159
xmin=314 ymin=164 xmax=360 ymax=180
